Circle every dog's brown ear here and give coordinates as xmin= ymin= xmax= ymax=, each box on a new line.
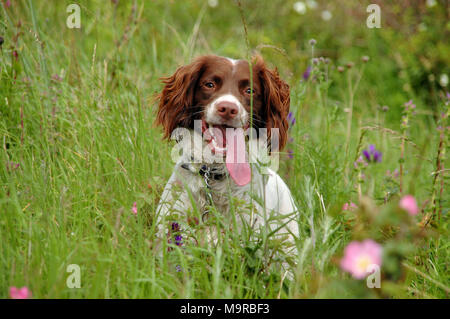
xmin=254 ymin=55 xmax=290 ymax=151
xmin=155 ymin=57 xmax=208 ymax=139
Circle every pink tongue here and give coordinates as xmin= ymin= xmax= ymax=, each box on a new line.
xmin=225 ymin=129 xmax=251 ymax=186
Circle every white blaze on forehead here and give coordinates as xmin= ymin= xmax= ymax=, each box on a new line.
xmin=225 ymin=57 xmax=239 ymax=66
xmin=225 ymin=57 xmax=239 ymax=76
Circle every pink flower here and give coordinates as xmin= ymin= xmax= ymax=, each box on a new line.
xmin=131 ymin=202 xmax=137 ymax=215
xmin=9 ymin=286 xmax=32 ymax=299
xmin=340 ymin=239 xmax=382 ymax=279
xmin=342 ymin=202 xmax=357 ymax=211
xmin=399 ymin=195 xmax=419 ymax=216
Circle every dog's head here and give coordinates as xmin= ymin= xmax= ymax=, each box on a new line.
xmin=156 ymin=55 xmax=290 ymax=151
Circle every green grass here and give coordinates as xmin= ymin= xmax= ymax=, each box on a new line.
xmin=0 ymin=0 xmax=448 ymax=298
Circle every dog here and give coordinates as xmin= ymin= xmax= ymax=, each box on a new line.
xmin=155 ymin=55 xmax=299 ymax=270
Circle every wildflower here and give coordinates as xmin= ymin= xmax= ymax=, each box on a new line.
xmin=386 ymin=168 xmax=399 ymax=178
xmin=354 ymin=156 xmax=368 ymax=169
xmin=131 ymin=202 xmax=137 ymax=215
xmin=293 ymin=1 xmax=307 ymax=14
xmin=208 ymin=0 xmax=218 ymax=8
xmin=404 ymin=99 xmax=416 ymax=111
xmin=176 ymin=265 xmax=182 ymax=272
xmin=392 ymin=169 xmax=399 ymax=178
xmin=302 ymin=66 xmax=312 ymax=81
xmin=287 ymin=112 xmax=296 ymax=126
xmin=171 ymin=222 xmax=180 ymax=232
xmin=439 ymin=74 xmax=448 ymax=87
xmin=324 ymin=58 xmax=330 ymax=64
xmin=309 ymin=38 xmax=316 ymax=46
xmin=321 ymin=10 xmax=332 ymax=21
xmin=362 ymin=145 xmax=382 ymax=163
xmin=12 ymin=50 xmax=18 ymax=60
xmin=287 ymin=149 xmax=294 ymax=159
xmin=342 ymin=202 xmax=357 ymax=211
xmin=5 ymin=0 xmax=11 ymax=8
xmin=312 ymin=58 xmax=319 ymax=65
xmin=208 ymin=0 xmax=218 ymax=7
xmin=175 ymin=235 xmax=183 ymax=246
xmin=381 ymin=105 xmax=389 ymax=112
xmin=346 ymin=62 xmax=354 ymax=69
xmin=337 ymin=66 xmax=345 ymax=73
xmin=9 ymin=286 xmax=31 ymax=299
xmin=361 ymin=56 xmax=370 ymax=63
xmin=340 ymin=240 xmax=382 ymax=279
xmin=426 ymin=0 xmax=437 ymax=7
xmin=399 ymin=195 xmax=419 ymax=216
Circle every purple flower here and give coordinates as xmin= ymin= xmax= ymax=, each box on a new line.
xmin=176 ymin=265 xmax=182 ymax=272
xmin=287 ymin=149 xmax=293 ymax=159
xmin=287 ymin=112 xmax=296 ymax=126
xmin=171 ymin=222 xmax=180 ymax=232
xmin=302 ymin=66 xmax=312 ymax=81
xmin=175 ymin=235 xmax=183 ymax=246
xmin=362 ymin=145 xmax=382 ymax=163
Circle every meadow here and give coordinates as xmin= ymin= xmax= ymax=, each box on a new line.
xmin=0 ymin=0 xmax=448 ymax=298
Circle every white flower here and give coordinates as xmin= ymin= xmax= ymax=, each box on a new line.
xmin=426 ymin=0 xmax=437 ymax=8
xmin=293 ymin=1 xmax=307 ymax=14
xmin=306 ymin=0 xmax=318 ymax=9
xmin=208 ymin=0 xmax=218 ymax=8
xmin=321 ymin=10 xmax=332 ymax=21
xmin=440 ymin=74 xmax=449 ymax=87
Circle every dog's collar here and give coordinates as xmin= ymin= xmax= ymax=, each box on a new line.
xmin=180 ymin=163 xmax=227 ymax=182
xmin=181 ymin=162 xmax=226 ymax=222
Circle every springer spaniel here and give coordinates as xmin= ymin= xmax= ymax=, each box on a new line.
xmin=155 ymin=55 xmax=298 ymax=266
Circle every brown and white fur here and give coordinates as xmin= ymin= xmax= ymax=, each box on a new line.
xmin=155 ymin=55 xmax=299 ymax=268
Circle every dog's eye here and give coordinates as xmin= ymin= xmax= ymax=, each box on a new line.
xmin=204 ymin=82 xmax=215 ymax=89
xmin=245 ymin=87 xmax=255 ymax=94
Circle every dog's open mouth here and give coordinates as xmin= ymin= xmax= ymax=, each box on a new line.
xmin=201 ymin=119 xmax=251 ymax=186
xmin=201 ymin=120 xmax=228 ymax=154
